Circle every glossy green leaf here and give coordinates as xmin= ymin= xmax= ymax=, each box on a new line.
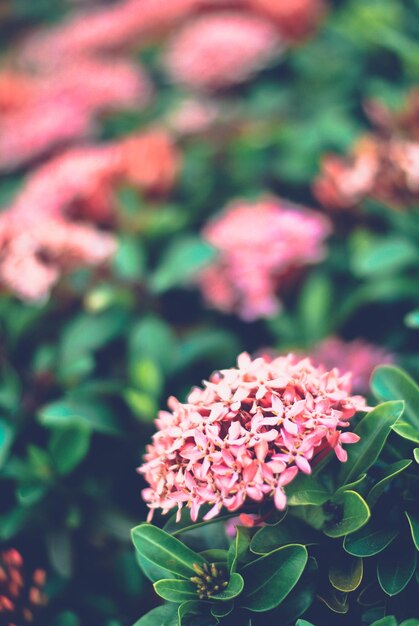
xmin=164 ymin=508 xmax=238 ymax=537
xmin=251 ymin=518 xmax=317 ymax=555
xmin=199 ymin=549 xmax=229 ymax=563
xmin=49 ymin=427 xmax=91 ymax=475
xmin=136 ymin=552 xmax=173 ymax=584
xmin=323 ymin=491 xmax=370 ymax=538
xmin=296 ymin=621 xmax=316 ymax=626
xmin=211 ymin=601 xmax=233 ymax=619
xmin=344 ymin=519 xmax=398 ymax=557
xmin=178 ymin=601 xmax=213 ymax=625
xmin=329 ymin=552 xmax=363 ymax=592
xmin=268 ymin=557 xmax=318 ymax=625
xmin=391 ymin=422 xmax=419 ymax=444
xmin=371 ymin=366 xmax=419 ymax=428
xmin=212 ymin=573 xmax=244 ymax=601
xmin=414 ymin=448 xmax=419 ymax=464
xmin=132 ymin=525 xmax=206 ymax=579
xmin=133 ymin=604 xmax=178 ymax=626
xmin=377 ymin=535 xmax=417 ymax=596
xmin=405 ymin=512 xmax=419 ymax=550
xmin=338 ymin=401 xmax=404 ymax=485
xmin=228 ymin=526 xmax=251 ymax=572
xmin=285 ymin=473 xmax=331 ymax=506
xmin=367 ymin=459 xmax=412 ymax=508
xmin=240 ymin=544 xmax=308 ymax=612
xmin=369 ymin=617 xmax=397 ymax=626
xmin=150 ymin=236 xmax=216 ymax=293
xmin=154 ymin=579 xmax=198 ymax=603
xmin=400 ymin=620 xmax=419 ymax=626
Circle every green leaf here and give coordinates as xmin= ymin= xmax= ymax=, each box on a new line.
xmin=150 ymin=236 xmax=216 ymax=293
xmin=296 ymin=621 xmax=316 ymax=626
xmin=367 ymin=459 xmax=412 ymax=508
xmin=405 ymin=512 xmax=419 ymax=550
xmin=178 ymin=601 xmax=211 ymax=625
xmin=251 ymin=518 xmax=317 ymax=555
xmin=129 ymin=317 xmax=177 ymax=372
xmin=404 ymin=308 xmax=419 ymax=328
xmin=351 ymin=237 xmax=417 ymax=277
xmin=329 ymin=552 xmax=363 ymax=592
xmin=344 ymin=519 xmax=398 ymax=557
xmin=414 ymin=448 xmax=419 ymax=464
xmin=268 ymin=557 xmax=318 ymax=625
xmin=377 ymin=534 xmax=417 ymax=596
xmin=199 ymin=550 xmax=228 ymax=563
xmin=38 ymin=398 xmax=121 ymax=435
xmin=324 ymin=491 xmax=370 ymax=538
xmin=123 ymin=389 xmax=157 ymax=423
xmin=49 ymin=427 xmax=91 ymax=475
xmin=240 ymin=545 xmax=308 ymax=612
xmin=154 ymin=579 xmax=198 ymax=603
xmin=317 ymin=587 xmax=349 ymax=614
xmin=212 ymin=573 xmax=244 ymax=601
xmin=400 ymin=620 xmax=419 ymax=626
xmin=211 ymin=601 xmax=233 ymax=619
xmin=136 ymin=552 xmax=174 ymax=583
xmin=371 ymin=366 xmax=419 ymax=428
xmin=391 ymin=422 xmax=419 ymax=444
xmin=112 ymin=235 xmax=145 ymax=280
xmin=298 ymin=272 xmax=332 ymax=342
xmin=60 ymin=310 xmax=126 ymax=363
xmin=0 ymin=420 xmax=13 ymax=469
xmin=285 ymin=473 xmax=331 ymax=506
xmin=132 ymin=525 xmax=206 ymax=579
xmin=369 ymin=617 xmax=397 ymax=626
xmin=229 ymin=526 xmax=251 ymax=572
xmin=338 ymin=401 xmax=404 ymax=485
xmin=132 ymin=604 xmax=178 ymax=626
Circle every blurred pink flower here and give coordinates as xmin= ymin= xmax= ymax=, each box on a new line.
xmin=17 ymin=0 xmax=201 ymax=66
xmin=311 ymin=337 xmax=394 ymax=394
xmin=139 ymin=351 xmax=366 ymax=522
xmin=249 ymin=0 xmax=326 ymax=40
xmin=166 ymin=97 xmax=220 ymax=136
xmin=0 ymin=129 xmax=180 ymax=300
xmin=197 ymin=198 xmax=331 ymax=320
xmin=164 ymin=12 xmax=282 ymax=90
xmin=0 ymin=59 xmax=152 ymax=171
xmin=314 ymin=135 xmax=419 ymax=211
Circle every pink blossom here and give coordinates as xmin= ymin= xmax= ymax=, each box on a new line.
xmin=0 ymin=59 xmax=152 ymax=171
xmin=139 ymin=352 xmax=367 ymax=522
xmin=0 ymin=548 xmax=47 ymax=623
xmin=249 ymin=0 xmax=326 ymax=40
xmin=196 ymin=198 xmax=331 ymax=320
xmin=164 ymin=12 xmax=283 ymax=90
xmin=17 ymin=0 xmax=201 ymax=66
xmin=311 ymin=337 xmax=394 ymax=394
xmin=0 ymin=129 xmax=180 ymax=301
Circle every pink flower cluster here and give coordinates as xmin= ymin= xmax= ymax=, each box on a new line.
xmin=311 ymin=337 xmax=394 ymax=394
xmin=0 ymin=59 xmax=152 ymax=171
xmin=164 ymin=12 xmax=282 ymax=90
xmin=0 ymin=129 xmax=180 ymax=301
xmin=140 ymin=352 xmax=366 ymax=522
xmin=197 ymin=198 xmax=331 ymax=320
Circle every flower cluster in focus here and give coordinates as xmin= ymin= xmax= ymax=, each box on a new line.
xmin=140 ymin=352 xmax=366 ymax=522
xmin=0 ymin=549 xmax=47 ymax=625
xmin=197 ymin=198 xmax=331 ymax=320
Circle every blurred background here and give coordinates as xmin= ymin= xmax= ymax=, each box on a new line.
xmin=0 ymin=0 xmax=419 ymax=624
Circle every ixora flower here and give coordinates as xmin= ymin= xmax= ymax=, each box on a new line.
xmin=249 ymin=0 xmax=326 ymax=41
xmin=139 ymin=352 xmax=366 ymax=523
xmin=197 ymin=198 xmax=331 ymax=320
xmin=163 ymin=12 xmax=282 ymax=90
xmin=0 ymin=548 xmax=47 ymax=624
